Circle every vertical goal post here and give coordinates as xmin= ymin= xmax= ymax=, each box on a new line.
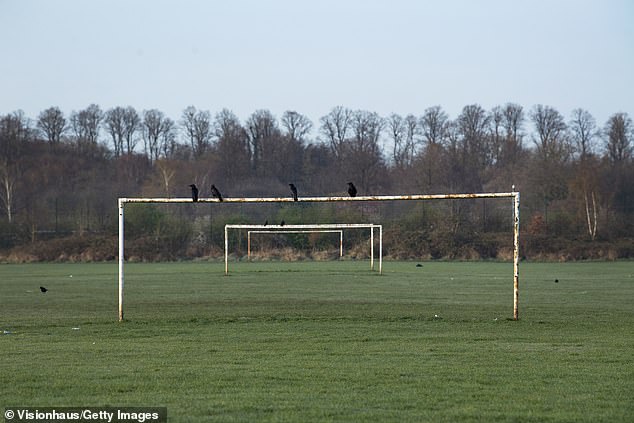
xmin=225 ymin=224 xmax=383 ymax=275
xmin=118 ymin=191 xmax=520 ymax=322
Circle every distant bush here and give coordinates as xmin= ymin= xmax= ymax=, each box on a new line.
xmin=0 ymin=235 xmax=116 ymax=263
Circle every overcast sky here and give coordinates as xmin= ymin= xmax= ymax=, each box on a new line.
xmin=1 ymin=0 xmax=632 ymax=131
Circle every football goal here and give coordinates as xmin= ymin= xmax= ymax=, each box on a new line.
xmin=224 ymin=223 xmax=383 ymax=275
xmin=117 ymin=191 xmax=520 ymax=321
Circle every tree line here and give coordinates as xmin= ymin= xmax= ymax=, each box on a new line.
xmin=0 ymin=103 xmax=632 ymax=260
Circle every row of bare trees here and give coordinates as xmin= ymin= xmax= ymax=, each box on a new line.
xmin=1 ymin=103 xmax=632 ymax=253
xmin=27 ymin=103 xmax=632 ymax=168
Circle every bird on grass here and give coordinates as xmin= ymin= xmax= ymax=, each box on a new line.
xmin=211 ymin=185 xmax=223 ymax=202
xmin=347 ymin=182 xmax=357 ymax=197
xmin=189 ymin=184 xmax=198 ymax=202
xmin=40 ymin=286 xmax=48 ymax=293
xmin=289 ymin=183 xmax=298 ymax=201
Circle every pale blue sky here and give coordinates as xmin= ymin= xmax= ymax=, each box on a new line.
xmin=1 ymin=0 xmax=632 ymax=130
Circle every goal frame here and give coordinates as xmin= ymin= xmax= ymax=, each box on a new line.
xmin=117 ymin=191 xmax=520 ymax=321
xmin=225 ymin=224 xmax=383 ymax=275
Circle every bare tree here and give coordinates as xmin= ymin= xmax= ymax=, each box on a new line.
xmin=420 ymin=106 xmax=449 ymax=146
xmin=302 ymin=143 xmax=336 ymax=194
xmin=181 ymin=106 xmax=213 ymax=158
xmin=142 ymin=109 xmax=174 ymax=163
xmin=122 ymin=107 xmax=141 ymax=155
xmin=569 ymin=109 xmax=597 ymax=160
xmin=529 ymin=105 xmax=571 ymax=221
xmin=347 ymin=110 xmax=385 ymax=192
xmin=458 ymin=104 xmax=491 ymax=159
xmin=387 ymin=113 xmax=418 ymax=169
xmin=601 ymin=112 xmax=633 ymax=234
xmin=500 ymin=103 xmax=524 ymax=166
xmin=456 ymin=104 xmax=491 ymax=190
xmin=70 ymin=104 xmax=103 ymax=151
xmin=387 ymin=114 xmax=405 ymax=167
xmin=214 ymin=109 xmax=250 ymax=182
xmin=104 ymin=106 xmax=140 ymax=156
xmin=0 ymin=111 xmax=31 ymax=222
xmin=70 ymin=104 xmax=102 ymax=144
xmin=570 ymin=159 xmax=600 ymax=241
xmin=247 ymin=109 xmax=302 ymax=183
xmin=158 ymin=118 xmax=177 ymax=159
xmin=37 ymin=107 xmax=67 ymax=145
xmin=319 ymin=106 xmax=353 ymax=159
xmin=489 ymin=106 xmax=505 ymax=166
xmin=104 ymin=107 xmax=125 ymax=156
xmin=155 ymin=159 xmax=177 ymax=196
xmin=246 ymin=109 xmax=278 ymax=174
xmin=530 ymin=104 xmax=570 ymax=162
xmin=604 ymin=112 xmax=632 ymax=164
xmin=281 ymin=111 xmax=313 ymax=142
xmin=352 ymin=110 xmax=383 ymax=148
xmin=416 ymin=106 xmax=450 ymax=190
xmin=568 ymin=110 xmax=599 ymax=240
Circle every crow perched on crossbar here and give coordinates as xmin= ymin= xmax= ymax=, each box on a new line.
xmin=211 ymin=185 xmax=223 ymax=202
xmin=189 ymin=184 xmax=198 ymax=202
xmin=347 ymin=182 xmax=357 ymax=197
xmin=289 ymin=183 xmax=298 ymax=201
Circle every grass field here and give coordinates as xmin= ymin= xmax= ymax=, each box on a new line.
xmin=1 ymin=260 xmax=633 ymax=422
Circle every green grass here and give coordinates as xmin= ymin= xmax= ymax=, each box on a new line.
xmin=1 ymin=261 xmax=633 ymax=422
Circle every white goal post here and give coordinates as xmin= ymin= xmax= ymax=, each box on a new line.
xmin=117 ymin=191 xmax=520 ymax=321
xmin=225 ymin=224 xmax=383 ymax=275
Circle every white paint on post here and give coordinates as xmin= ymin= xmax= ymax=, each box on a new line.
xmin=370 ymin=226 xmax=374 ymax=270
xmin=224 ymin=225 xmax=229 ymax=276
xmin=118 ymin=199 xmax=124 ymax=321
xmin=513 ymin=191 xmax=520 ymax=321
xmin=247 ymin=231 xmax=251 ymax=260
xmin=379 ymin=225 xmax=383 ymax=275
xmin=339 ymin=231 xmax=343 ymax=258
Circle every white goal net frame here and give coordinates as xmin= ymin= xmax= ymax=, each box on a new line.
xmin=225 ymin=224 xmax=383 ymax=275
xmin=117 ymin=191 xmax=520 ymax=321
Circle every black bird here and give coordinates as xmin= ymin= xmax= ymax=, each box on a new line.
xmin=189 ymin=184 xmax=198 ymax=202
xmin=554 ymin=279 xmax=559 ymax=283
xmin=280 ymin=220 xmax=285 ymax=227
xmin=288 ymin=184 xmax=297 ymax=201
xmin=211 ymin=185 xmax=223 ymax=202
xmin=40 ymin=286 xmax=48 ymax=293
xmin=289 ymin=183 xmax=298 ymax=201
xmin=347 ymin=182 xmax=357 ymax=197
xmin=264 ymin=220 xmax=268 ymax=226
